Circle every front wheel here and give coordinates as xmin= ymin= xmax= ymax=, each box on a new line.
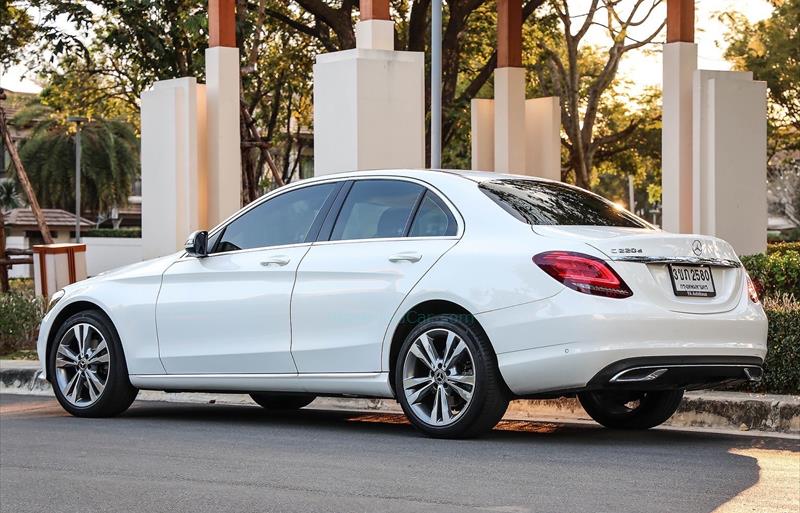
xmin=49 ymin=310 xmax=138 ymax=417
xmin=394 ymin=314 xmax=509 ymax=439
xmin=578 ymin=389 xmax=684 ymax=430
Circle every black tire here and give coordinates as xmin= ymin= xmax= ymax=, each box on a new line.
xmin=578 ymin=389 xmax=684 ymax=430
xmin=394 ymin=314 xmax=509 ymax=439
xmin=49 ymin=310 xmax=138 ymax=417
xmin=250 ymin=393 xmax=316 ymax=410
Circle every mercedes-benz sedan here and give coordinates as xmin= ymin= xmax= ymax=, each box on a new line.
xmin=38 ymin=169 xmax=767 ymax=438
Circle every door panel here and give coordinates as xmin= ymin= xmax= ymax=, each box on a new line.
xmin=156 ymin=247 xmax=309 ymax=374
xmin=290 ymin=239 xmax=456 ymax=373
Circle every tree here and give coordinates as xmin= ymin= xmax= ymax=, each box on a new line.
xmin=722 ymin=0 xmax=800 ymax=228
xmin=721 ymin=0 xmax=799 ymax=158
xmin=0 ymin=2 xmax=37 ymax=69
xmin=12 ymin=100 xmax=139 ymax=215
xmin=536 ymin=0 xmax=665 ymax=189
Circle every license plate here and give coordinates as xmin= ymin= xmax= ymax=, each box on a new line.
xmin=668 ymin=264 xmax=716 ymax=297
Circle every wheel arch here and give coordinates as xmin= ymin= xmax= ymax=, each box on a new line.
xmin=44 ymin=300 xmax=118 ymax=381
xmin=386 ymin=299 xmax=493 ymax=396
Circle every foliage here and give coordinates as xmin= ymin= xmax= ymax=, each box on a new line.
xmin=83 ymin=227 xmax=141 ymax=238
xmin=752 ymin=295 xmax=800 ymax=394
xmin=536 ymin=0 xmax=666 ymax=190
xmin=767 ymin=242 xmax=800 ymax=256
xmin=12 ymin=99 xmax=139 ymax=214
xmin=721 ymin=0 xmax=800 ymax=158
xmin=0 ymin=178 xmax=24 ymax=212
xmin=0 ymin=290 xmax=43 ymax=355
xmin=0 ymin=1 xmax=37 ymax=69
xmin=741 ymin=250 xmax=800 ymax=300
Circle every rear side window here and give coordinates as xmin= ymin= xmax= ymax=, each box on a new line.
xmin=331 ymin=180 xmax=424 ymax=241
xmin=409 ymin=192 xmax=457 ymax=237
xmin=479 ymin=179 xmax=651 ymax=228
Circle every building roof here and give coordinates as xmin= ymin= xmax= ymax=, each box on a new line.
xmin=3 ymin=208 xmax=94 ymax=229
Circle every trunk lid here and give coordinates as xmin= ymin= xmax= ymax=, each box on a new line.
xmin=532 ymin=226 xmax=745 ymax=314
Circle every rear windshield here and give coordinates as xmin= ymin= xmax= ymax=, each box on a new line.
xmin=479 ymin=179 xmax=652 ymax=228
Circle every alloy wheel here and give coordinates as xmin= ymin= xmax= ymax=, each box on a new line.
xmin=402 ymin=328 xmax=476 ymax=426
xmin=55 ymin=323 xmax=111 ymax=407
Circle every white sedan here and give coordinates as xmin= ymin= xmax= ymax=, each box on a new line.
xmin=37 ymin=169 xmax=767 ymax=438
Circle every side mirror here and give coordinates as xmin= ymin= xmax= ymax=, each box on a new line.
xmin=184 ymin=230 xmax=208 ymax=257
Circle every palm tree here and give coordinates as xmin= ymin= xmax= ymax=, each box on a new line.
xmin=12 ymin=101 xmax=139 ymax=215
xmin=0 ymin=179 xmax=22 ymax=213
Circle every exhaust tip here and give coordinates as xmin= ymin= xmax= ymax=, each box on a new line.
xmin=610 ymin=367 xmax=669 ymax=383
xmin=743 ymin=367 xmax=763 ymax=382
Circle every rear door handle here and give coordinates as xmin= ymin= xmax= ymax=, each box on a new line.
xmin=260 ymin=256 xmax=291 ymax=267
xmin=389 ymin=252 xmax=422 ymax=263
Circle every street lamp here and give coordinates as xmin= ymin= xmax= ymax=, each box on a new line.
xmin=431 ymin=0 xmax=442 ymax=169
xmin=67 ymin=116 xmax=88 ymax=242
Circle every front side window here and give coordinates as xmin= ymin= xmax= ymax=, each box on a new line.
xmin=479 ymin=179 xmax=652 ymax=229
xmin=214 ymin=182 xmax=338 ymax=253
xmin=409 ymin=192 xmax=457 ymax=237
xmin=330 ymin=180 xmax=424 ymax=241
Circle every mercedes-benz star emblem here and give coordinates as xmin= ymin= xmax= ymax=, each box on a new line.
xmin=692 ymin=240 xmax=703 ymax=256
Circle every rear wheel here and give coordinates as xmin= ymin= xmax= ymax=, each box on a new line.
xmin=49 ymin=310 xmax=138 ymax=417
xmin=394 ymin=314 xmax=509 ymax=439
xmin=250 ymin=394 xmax=316 ymax=411
xmin=578 ymin=389 xmax=684 ymax=430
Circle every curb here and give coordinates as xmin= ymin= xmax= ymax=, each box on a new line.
xmin=3 ymin=361 xmax=798 ymax=434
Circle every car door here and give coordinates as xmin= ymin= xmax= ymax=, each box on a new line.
xmin=156 ymin=181 xmax=341 ymax=374
xmin=290 ymin=178 xmax=461 ymax=373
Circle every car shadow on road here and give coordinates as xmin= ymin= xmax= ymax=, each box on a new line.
xmin=112 ymin=400 xmax=798 ymax=513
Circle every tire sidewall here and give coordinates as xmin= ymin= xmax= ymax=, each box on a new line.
xmin=394 ymin=314 xmax=494 ymax=437
xmin=49 ymin=310 xmax=134 ymax=417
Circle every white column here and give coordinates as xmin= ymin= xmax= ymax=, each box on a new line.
xmin=693 ymin=70 xmax=767 ymax=256
xmin=661 ymin=42 xmax=697 ymax=233
xmin=471 ymin=99 xmax=495 ymax=171
xmin=206 ymin=46 xmax=241 ymax=226
xmin=141 ymin=77 xmax=205 ymax=259
xmin=355 ymin=19 xmax=394 ymax=50
xmin=494 ymin=67 xmax=526 ymax=173
xmin=313 ymin=20 xmax=424 ymax=176
xmin=524 ymin=96 xmax=561 ymax=181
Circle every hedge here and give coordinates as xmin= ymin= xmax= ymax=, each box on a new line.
xmin=0 ymin=291 xmax=43 ymax=355
xmin=83 ymin=228 xmax=141 ymax=238
xmin=750 ymin=295 xmax=800 ymax=394
xmin=741 ymin=250 xmax=800 ymax=299
xmin=767 ymin=241 xmax=800 ymax=256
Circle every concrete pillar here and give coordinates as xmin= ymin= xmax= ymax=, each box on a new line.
xmin=525 ymin=97 xmax=561 ymax=181
xmin=494 ymin=67 xmax=527 ymax=173
xmin=313 ymin=16 xmax=424 ymax=175
xmin=693 ymin=70 xmax=767 ymax=255
xmin=661 ymin=42 xmax=697 ymax=233
xmin=141 ymin=78 xmax=207 ymax=259
xmin=471 ymin=99 xmax=494 ymax=171
xmin=205 ymin=46 xmax=241 ymax=226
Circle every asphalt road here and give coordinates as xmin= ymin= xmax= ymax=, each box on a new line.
xmin=0 ymin=394 xmax=798 ymax=513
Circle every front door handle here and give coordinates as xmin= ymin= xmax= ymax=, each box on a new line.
xmin=260 ymin=256 xmax=291 ymax=267
xmin=389 ymin=252 xmax=422 ymax=263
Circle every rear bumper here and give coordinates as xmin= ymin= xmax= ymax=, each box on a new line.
xmin=584 ymin=355 xmax=763 ymax=392
xmin=477 ymin=289 xmax=768 ymax=396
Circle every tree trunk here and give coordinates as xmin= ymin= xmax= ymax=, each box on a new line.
xmin=0 ymin=92 xmax=53 ymax=244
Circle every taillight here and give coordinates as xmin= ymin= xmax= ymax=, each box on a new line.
xmin=746 ymin=274 xmax=760 ymax=303
xmin=533 ymin=251 xmax=633 ymax=299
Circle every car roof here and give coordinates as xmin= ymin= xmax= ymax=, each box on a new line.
xmin=296 ymin=168 xmax=557 ymax=185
